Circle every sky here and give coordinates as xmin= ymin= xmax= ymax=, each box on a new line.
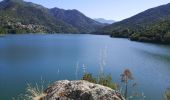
xmin=5 ymin=0 xmax=170 ymax=21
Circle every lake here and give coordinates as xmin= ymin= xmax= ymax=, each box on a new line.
xmin=0 ymin=34 xmax=170 ymax=100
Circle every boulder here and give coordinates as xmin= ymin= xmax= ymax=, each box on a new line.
xmin=42 ymin=80 xmax=125 ymax=100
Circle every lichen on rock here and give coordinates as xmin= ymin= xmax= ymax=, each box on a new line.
xmin=42 ymin=80 xmax=125 ymax=100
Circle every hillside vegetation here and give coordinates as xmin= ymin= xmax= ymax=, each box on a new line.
xmin=0 ymin=0 xmax=104 ymax=34
xmin=97 ymin=3 xmax=170 ymax=44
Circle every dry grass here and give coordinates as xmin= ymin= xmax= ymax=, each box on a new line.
xmin=23 ymin=83 xmax=46 ymax=100
xmin=13 ymin=78 xmax=47 ymax=100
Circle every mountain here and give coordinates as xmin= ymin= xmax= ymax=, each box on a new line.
xmin=94 ymin=18 xmax=115 ymax=24
xmin=98 ymin=3 xmax=170 ymax=44
xmin=50 ymin=8 xmax=104 ymax=33
xmin=0 ymin=0 xmax=104 ymax=34
xmin=129 ymin=18 xmax=170 ymax=44
xmin=0 ymin=0 xmax=79 ymax=34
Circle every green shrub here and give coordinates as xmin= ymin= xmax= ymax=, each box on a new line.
xmin=0 ymin=27 xmax=7 ymax=34
xmin=82 ymin=73 xmax=97 ymax=83
xmin=164 ymin=32 xmax=170 ymax=43
xmin=98 ymin=74 xmax=117 ymax=90
xmin=82 ymin=73 xmax=117 ymax=90
xmin=130 ymin=33 xmax=140 ymax=41
xmin=164 ymin=89 xmax=170 ymax=100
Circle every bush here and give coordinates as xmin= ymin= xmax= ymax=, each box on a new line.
xmin=82 ymin=73 xmax=117 ymax=90
xmin=98 ymin=74 xmax=117 ymax=90
xmin=0 ymin=27 xmax=7 ymax=34
xmin=130 ymin=33 xmax=140 ymax=41
xmin=138 ymin=36 xmax=152 ymax=42
xmin=163 ymin=32 xmax=170 ymax=43
xmin=82 ymin=73 xmax=97 ymax=83
xmin=164 ymin=89 xmax=170 ymax=100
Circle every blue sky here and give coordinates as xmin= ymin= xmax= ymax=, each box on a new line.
xmin=4 ymin=0 xmax=170 ymax=21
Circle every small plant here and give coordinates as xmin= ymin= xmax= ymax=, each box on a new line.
xmin=98 ymin=46 xmax=107 ymax=77
xmin=82 ymin=47 xmax=117 ymax=90
xmin=23 ymin=83 xmax=46 ymax=100
xmin=120 ymin=69 xmax=146 ymax=100
xmin=75 ymin=62 xmax=79 ymax=80
xmin=14 ymin=78 xmax=47 ymax=100
xmin=82 ymin=73 xmax=117 ymax=90
xmin=120 ymin=69 xmax=133 ymax=99
xmin=82 ymin=64 xmax=87 ymax=74
xmin=164 ymin=88 xmax=170 ymax=100
xmin=82 ymin=73 xmax=97 ymax=83
xmin=98 ymin=74 xmax=117 ymax=90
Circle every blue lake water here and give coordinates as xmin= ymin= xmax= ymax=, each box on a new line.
xmin=0 ymin=34 xmax=170 ymax=100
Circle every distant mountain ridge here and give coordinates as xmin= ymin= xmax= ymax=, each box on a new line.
xmin=0 ymin=0 xmax=104 ymax=34
xmin=0 ymin=0 xmax=78 ymax=33
xmin=97 ymin=3 xmax=170 ymax=44
xmin=94 ymin=18 xmax=115 ymax=24
xmin=50 ymin=8 xmax=104 ymax=33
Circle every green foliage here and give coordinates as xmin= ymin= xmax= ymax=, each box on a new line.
xmin=98 ymin=3 xmax=170 ymax=44
xmin=98 ymin=74 xmax=117 ymax=90
xmin=0 ymin=0 xmax=78 ymax=34
xmin=164 ymin=32 xmax=170 ymax=43
xmin=82 ymin=47 xmax=117 ymax=90
xmin=164 ymin=89 xmax=170 ymax=100
xmin=110 ymin=29 xmax=130 ymax=38
xmin=130 ymin=33 xmax=140 ymax=41
xmin=0 ymin=27 xmax=7 ymax=34
xmin=109 ymin=18 xmax=170 ymax=44
xmin=0 ymin=0 xmax=103 ymax=34
xmin=82 ymin=73 xmax=97 ymax=83
xmin=50 ymin=8 xmax=104 ymax=33
xmin=82 ymin=73 xmax=117 ymax=90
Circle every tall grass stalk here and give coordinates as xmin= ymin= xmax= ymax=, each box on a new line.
xmin=75 ymin=61 xmax=79 ymax=80
xmin=82 ymin=64 xmax=87 ymax=74
xmin=98 ymin=46 xmax=107 ymax=82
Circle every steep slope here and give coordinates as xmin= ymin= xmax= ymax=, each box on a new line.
xmin=0 ymin=0 xmax=78 ymax=34
xmin=50 ymin=8 xmax=104 ymax=33
xmin=129 ymin=18 xmax=170 ymax=44
xmin=94 ymin=18 xmax=115 ymax=24
xmin=97 ymin=3 xmax=170 ymax=43
xmin=100 ymin=3 xmax=170 ymax=34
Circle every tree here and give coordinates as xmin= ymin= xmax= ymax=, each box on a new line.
xmin=120 ymin=69 xmax=133 ymax=99
xmin=164 ymin=32 xmax=170 ymax=43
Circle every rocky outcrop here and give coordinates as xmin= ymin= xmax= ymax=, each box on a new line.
xmin=42 ymin=80 xmax=125 ymax=100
